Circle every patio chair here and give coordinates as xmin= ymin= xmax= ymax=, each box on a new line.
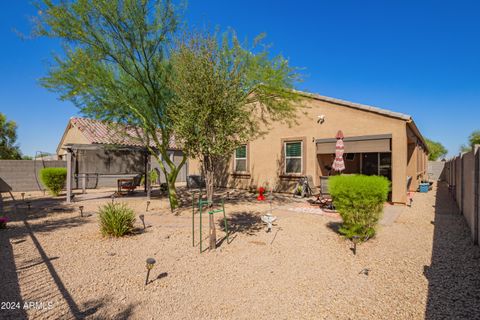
xmin=293 ymin=176 xmax=313 ymax=198
xmin=306 ymin=175 xmax=318 ymax=195
xmin=117 ymin=174 xmax=142 ymax=195
xmin=316 ymin=176 xmax=334 ymax=210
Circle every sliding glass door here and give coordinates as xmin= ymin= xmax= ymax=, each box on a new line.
xmin=361 ymin=152 xmax=391 ymax=180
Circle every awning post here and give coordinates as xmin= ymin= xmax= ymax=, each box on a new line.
xmin=146 ymin=151 xmax=151 ymax=200
xmin=66 ymin=149 xmax=72 ymax=203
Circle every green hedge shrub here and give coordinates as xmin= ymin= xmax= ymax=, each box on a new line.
xmin=99 ymin=203 xmax=135 ymax=237
xmin=40 ymin=167 xmax=67 ymax=196
xmin=329 ymin=174 xmax=390 ymax=241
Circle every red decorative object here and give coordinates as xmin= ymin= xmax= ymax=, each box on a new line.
xmin=257 ymin=187 xmax=266 ymax=201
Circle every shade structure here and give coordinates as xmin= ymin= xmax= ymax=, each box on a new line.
xmin=332 ymin=130 xmax=346 ymax=172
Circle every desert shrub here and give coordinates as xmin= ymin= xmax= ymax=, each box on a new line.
xmin=329 ymin=174 xmax=390 ymax=241
xmin=140 ymin=169 xmax=159 ymax=186
xmin=99 ymin=203 xmax=135 ymax=237
xmin=40 ymin=167 xmax=67 ymax=196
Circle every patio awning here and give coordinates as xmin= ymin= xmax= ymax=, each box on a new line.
xmin=316 ymin=134 xmax=392 ymax=154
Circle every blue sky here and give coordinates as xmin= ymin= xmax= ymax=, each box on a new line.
xmin=1 ymin=1 xmax=479 ymax=157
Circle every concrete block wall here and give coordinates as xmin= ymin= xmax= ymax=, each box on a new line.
xmin=444 ymin=147 xmax=480 ymax=245
xmin=0 ymin=154 xmax=188 ymax=193
xmin=428 ymin=161 xmax=446 ymax=181
xmin=0 ymin=160 xmax=66 ymax=192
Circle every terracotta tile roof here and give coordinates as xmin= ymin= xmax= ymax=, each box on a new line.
xmin=70 ymin=117 xmax=178 ymax=149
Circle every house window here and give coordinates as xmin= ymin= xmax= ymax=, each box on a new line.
xmin=234 ymin=145 xmax=247 ymax=172
xmin=285 ymin=141 xmax=303 ymax=174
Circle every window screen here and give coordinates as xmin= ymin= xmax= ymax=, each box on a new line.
xmin=285 ymin=141 xmax=302 ymax=173
xmin=235 ymin=145 xmax=247 ymax=172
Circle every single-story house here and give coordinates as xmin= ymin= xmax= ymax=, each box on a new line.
xmin=188 ymin=91 xmax=428 ymax=204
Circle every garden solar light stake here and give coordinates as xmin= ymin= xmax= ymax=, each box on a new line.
xmin=139 ymin=214 xmax=146 ymax=230
xmin=146 ymin=200 xmax=151 ymax=212
xmin=145 ymin=258 xmax=156 ymax=286
xmin=26 ymin=201 xmax=31 ymax=210
xmin=21 ymin=192 xmax=25 ymax=201
xmin=79 ymin=206 xmax=84 ymax=217
xmin=352 ymin=236 xmax=360 ymax=255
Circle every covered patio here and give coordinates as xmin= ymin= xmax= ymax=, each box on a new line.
xmin=316 ymin=134 xmax=393 ymax=181
xmin=62 ymin=143 xmax=154 ymax=203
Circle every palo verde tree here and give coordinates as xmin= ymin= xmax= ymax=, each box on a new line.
xmin=425 ymin=138 xmax=447 ymax=161
xmin=0 ymin=113 xmax=22 ymax=160
xmin=169 ymin=30 xmax=301 ymax=249
xmin=36 ymin=0 xmax=186 ymax=210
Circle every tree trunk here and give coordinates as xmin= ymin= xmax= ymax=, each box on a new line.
xmin=151 ymin=151 xmax=187 ymax=212
xmin=166 ymin=174 xmax=179 ymax=210
xmin=203 ymin=156 xmax=216 ymax=250
xmin=205 ymin=169 xmax=214 ymax=203
xmin=164 ymin=166 xmax=182 ymax=212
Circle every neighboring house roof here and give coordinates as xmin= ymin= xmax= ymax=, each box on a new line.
xmin=57 ymin=117 xmax=177 ymax=153
xmin=295 ymin=90 xmax=428 ymax=151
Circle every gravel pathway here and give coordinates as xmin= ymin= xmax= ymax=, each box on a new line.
xmin=1 ymin=183 xmax=479 ymax=319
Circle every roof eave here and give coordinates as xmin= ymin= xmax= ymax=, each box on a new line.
xmin=56 ymin=118 xmax=76 ymax=155
xmin=293 ymin=90 xmax=412 ymax=121
xmin=407 ymin=119 xmax=429 ymax=153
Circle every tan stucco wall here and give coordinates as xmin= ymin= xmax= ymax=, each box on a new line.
xmin=406 ymin=126 xmax=429 ymax=192
xmin=57 ymin=125 xmax=90 ymax=158
xmin=189 ymin=97 xmax=426 ymax=204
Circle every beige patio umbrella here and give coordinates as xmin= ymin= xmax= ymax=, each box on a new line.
xmin=332 ymin=130 xmax=346 ymax=172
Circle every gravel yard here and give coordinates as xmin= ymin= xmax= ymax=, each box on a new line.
xmin=1 ymin=182 xmax=479 ymax=319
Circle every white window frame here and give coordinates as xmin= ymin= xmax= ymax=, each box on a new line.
xmin=234 ymin=144 xmax=248 ymax=173
xmin=284 ymin=141 xmax=303 ymax=174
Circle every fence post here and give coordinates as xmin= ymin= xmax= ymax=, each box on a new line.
xmin=453 ymin=156 xmax=457 ymax=201
xmin=474 ymin=145 xmax=479 ymax=245
xmin=454 ymin=157 xmax=457 ymax=201
xmin=461 ymin=153 xmax=465 ymax=215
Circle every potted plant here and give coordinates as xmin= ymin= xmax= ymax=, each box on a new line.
xmin=0 ymin=217 xmax=9 ymax=229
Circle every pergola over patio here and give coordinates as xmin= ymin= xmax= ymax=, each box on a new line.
xmin=62 ymin=143 xmax=153 ymax=203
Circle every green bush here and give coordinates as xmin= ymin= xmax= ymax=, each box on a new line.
xmin=329 ymin=174 xmax=390 ymax=241
xmin=140 ymin=169 xmax=159 ymax=185
xmin=39 ymin=167 xmax=67 ymax=196
xmin=99 ymin=203 xmax=136 ymax=237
